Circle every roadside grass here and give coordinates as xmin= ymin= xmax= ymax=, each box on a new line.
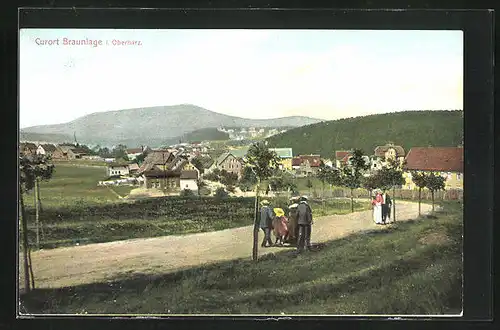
xmin=26 ymin=197 xmax=368 ymax=250
xmin=20 ymin=201 xmax=463 ymax=315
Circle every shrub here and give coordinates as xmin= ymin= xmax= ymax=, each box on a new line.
xmin=214 ymin=187 xmax=229 ymax=200
xmin=180 ymin=189 xmax=195 ymax=197
xmin=226 ymin=185 xmax=236 ymax=193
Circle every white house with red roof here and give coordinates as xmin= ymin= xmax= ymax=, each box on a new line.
xmin=403 ymin=147 xmax=464 ymax=190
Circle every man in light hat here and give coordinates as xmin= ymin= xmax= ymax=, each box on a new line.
xmin=296 ymin=195 xmax=313 ymax=252
xmin=287 ymin=196 xmax=300 ymax=244
xmin=259 ymin=199 xmax=274 ymax=247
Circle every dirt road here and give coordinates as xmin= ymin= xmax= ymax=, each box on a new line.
xmin=20 ymin=201 xmax=432 ymax=289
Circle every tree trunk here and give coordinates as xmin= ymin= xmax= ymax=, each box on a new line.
xmin=431 ymin=190 xmax=435 ymax=212
xmin=392 ymin=186 xmax=396 ymax=222
xmin=350 ymin=188 xmax=354 ymax=213
xmin=418 ymin=188 xmax=422 ymax=217
xmin=19 ymin=187 xmax=31 ymax=293
xmin=35 ymin=178 xmax=40 ymax=249
xmin=252 ymin=180 xmax=261 ymax=261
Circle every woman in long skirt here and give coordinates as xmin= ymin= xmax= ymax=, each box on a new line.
xmin=372 ymin=191 xmax=383 ymax=224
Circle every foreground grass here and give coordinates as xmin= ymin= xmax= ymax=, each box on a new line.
xmin=21 ymin=201 xmax=463 ymax=315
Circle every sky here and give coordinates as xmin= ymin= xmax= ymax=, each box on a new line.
xmin=19 ymin=29 xmax=463 ymax=128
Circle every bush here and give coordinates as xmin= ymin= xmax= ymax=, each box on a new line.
xmin=214 ymin=187 xmax=229 ymax=200
xmin=180 ymin=189 xmax=195 ymax=197
xmin=199 ymin=186 xmax=212 ymax=196
xmin=226 ymin=185 xmax=236 ymax=193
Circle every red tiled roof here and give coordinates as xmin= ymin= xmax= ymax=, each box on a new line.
xmin=292 ymin=157 xmax=302 ymax=166
xmin=404 ymin=147 xmax=463 ymax=172
xmin=298 ymin=155 xmax=321 ymax=167
xmin=335 ymin=150 xmax=352 ymax=161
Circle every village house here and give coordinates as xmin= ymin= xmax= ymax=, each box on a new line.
xmin=128 ymin=163 xmax=140 ymax=175
xmin=269 ymin=148 xmax=293 ymax=170
xmin=371 ymin=143 xmax=406 ymax=171
xmin=20 ymin=142 xmax=37 ymax=156
xmin=215 ymin=152 xmax=245 ymax=179
xmin=293 ymin=154 xmax=321 ymax=176
xmin=36 ymin=144 xmax=57 ymax=157
xmin=334 ymin=150 xmax=353 ymax=168
xmin=107 ymin=162 xmax=130 ymax=177
xmin=143 ymin=169 xmax=181 ymax=190
xmin=403 ymin=147 xmax=464 ymax=190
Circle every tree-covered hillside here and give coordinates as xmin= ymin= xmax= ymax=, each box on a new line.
xmin=265 ymin=110 xmax=463 ymax=158
xmin=180 ymin=128 xmax=230 ymax=143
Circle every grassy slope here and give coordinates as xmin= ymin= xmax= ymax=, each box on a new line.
xmin=21 ymin=201 xmax=462 ymax=315
xmin=23 ymin=165 xmax=132 ymax=209
xmin=266 ymin=110 xmax=463 ymax=157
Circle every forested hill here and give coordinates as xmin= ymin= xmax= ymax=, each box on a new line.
xmin=265 ymin=110 xmax=463 ymax=158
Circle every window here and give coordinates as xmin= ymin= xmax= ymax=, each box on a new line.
xmin=457 ymin=173 xmax=462 ymax=181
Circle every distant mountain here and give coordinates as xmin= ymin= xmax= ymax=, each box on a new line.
xmin=21 ymin=104 xmax=322 ymax=147
xmin=20 ymin=132 xmax=74 ymax=144
xmin=265 ymin=110 xmax=463 ymax=158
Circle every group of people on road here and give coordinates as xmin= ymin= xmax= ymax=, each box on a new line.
xmin=259 ymin=195 xmax=313 ymax=252
xmin=371 ymin=189 xmax=392 ymax=225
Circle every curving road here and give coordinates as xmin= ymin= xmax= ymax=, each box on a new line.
xmin=20 ymin=200 xmax=432 ymax=289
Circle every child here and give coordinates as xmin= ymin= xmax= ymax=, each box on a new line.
xmin=272 ymin=207 xmax=289 ymax=246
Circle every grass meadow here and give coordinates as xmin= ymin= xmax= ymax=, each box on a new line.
xmin=20 ymin=201 xmax=463 ymax=315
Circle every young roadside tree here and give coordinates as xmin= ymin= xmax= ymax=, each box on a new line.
xmin=316 ymin=160 xmax=331 ymax=198
xmin=245 ymin=141 xmax=280 ymax=261
xmin=411 ymin=171 xmax=428 ymax=216
xmin=190 ymin=157 xmax=205 ymax=175
xmin=19 ymin=154 xmax=55 ymax=292
xmin=340 ymin=149 xmax=370 ymax=213
xmin=362 ymin=173 xmax=381 ymax=201
xmin=377 ymin=158 xmax=406 ymax=222
xmin=32 ymin=154 xmax=55 ymax=249
xmin=306 ymin=178 xmax=313 ymax=195
xmin=425 ymin=172 xmax=446 ymax=212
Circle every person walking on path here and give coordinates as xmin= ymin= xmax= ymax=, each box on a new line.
xmin=381 ymin=190 xmax=392 ymax=224
xmin=259 ymin=200 xmax=274 ymax=247
xmin=296 ymin=195 xmax=313 ymax=252
xmin=287 ymin=196 xmax=300 ymax=244
xmin=372 ymin=190 xmax=383 ymax=225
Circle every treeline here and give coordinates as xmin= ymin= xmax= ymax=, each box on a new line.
xmin=266 ymin=110 xmax=463 ymax=158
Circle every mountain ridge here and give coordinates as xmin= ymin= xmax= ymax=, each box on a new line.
xmin=21 ymin=104 xmax=323 ymax=147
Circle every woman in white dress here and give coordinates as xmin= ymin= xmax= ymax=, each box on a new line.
xmin=372 ymin=190 xmax=383 ymax=224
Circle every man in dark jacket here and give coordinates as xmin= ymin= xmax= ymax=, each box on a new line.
xmin=382 ymin=190 xmax=392 ymax=224
xmin=259 ymin=200 xmax=274 ymax=247
xmin=296 ymin=195 xmax=313 ymax=252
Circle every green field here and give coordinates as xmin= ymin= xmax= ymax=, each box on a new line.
xmin=22 ymin=165 xmax=132 ymax=209
xmin=21 ymin=201 xmax=463 ymax=315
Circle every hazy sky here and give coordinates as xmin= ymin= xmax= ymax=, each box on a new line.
xmin=19 ymin=29 xmax=463 ymax=128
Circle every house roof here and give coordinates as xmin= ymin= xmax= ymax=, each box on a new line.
xmin=70 ymin=148 xmax=88 ymax=154
xmin=143 ymin=169 xmax=181 ymax=178
xmin=57 ymin=145 xmax=73 ymax=153
xmin=298 ymin=155 xmax=321 ymax=167
xmin=126 ymin=148 xmax=143 ymax=154
xmin=128 ymin=163 xmax=140 ymax=171
xmin=144 ymin=150 xmax=173 ymax=165
xmin=404 ymin=147 xmax=463 ymax=172
xmin=216 ymin=152 xmax=231 ymax=166
xmin=374 ymin=144 xmax=406 ymax=157
xmin=21 ymin=142 xmax=37 ymax=150
xmin=269 ymin=148 xmax=293 ymax=158
xmin=292 ymin=157 xmax=302 ymax=166
xmin=40 ymin=144 xmax=57 ymax=152
xmin=167 ymin=155 xmax=189 ymax=171
xmin=180 ymin=170 xmax=199 ymax=180
xmin=335 ymin=150 xmax=352 ymax=161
